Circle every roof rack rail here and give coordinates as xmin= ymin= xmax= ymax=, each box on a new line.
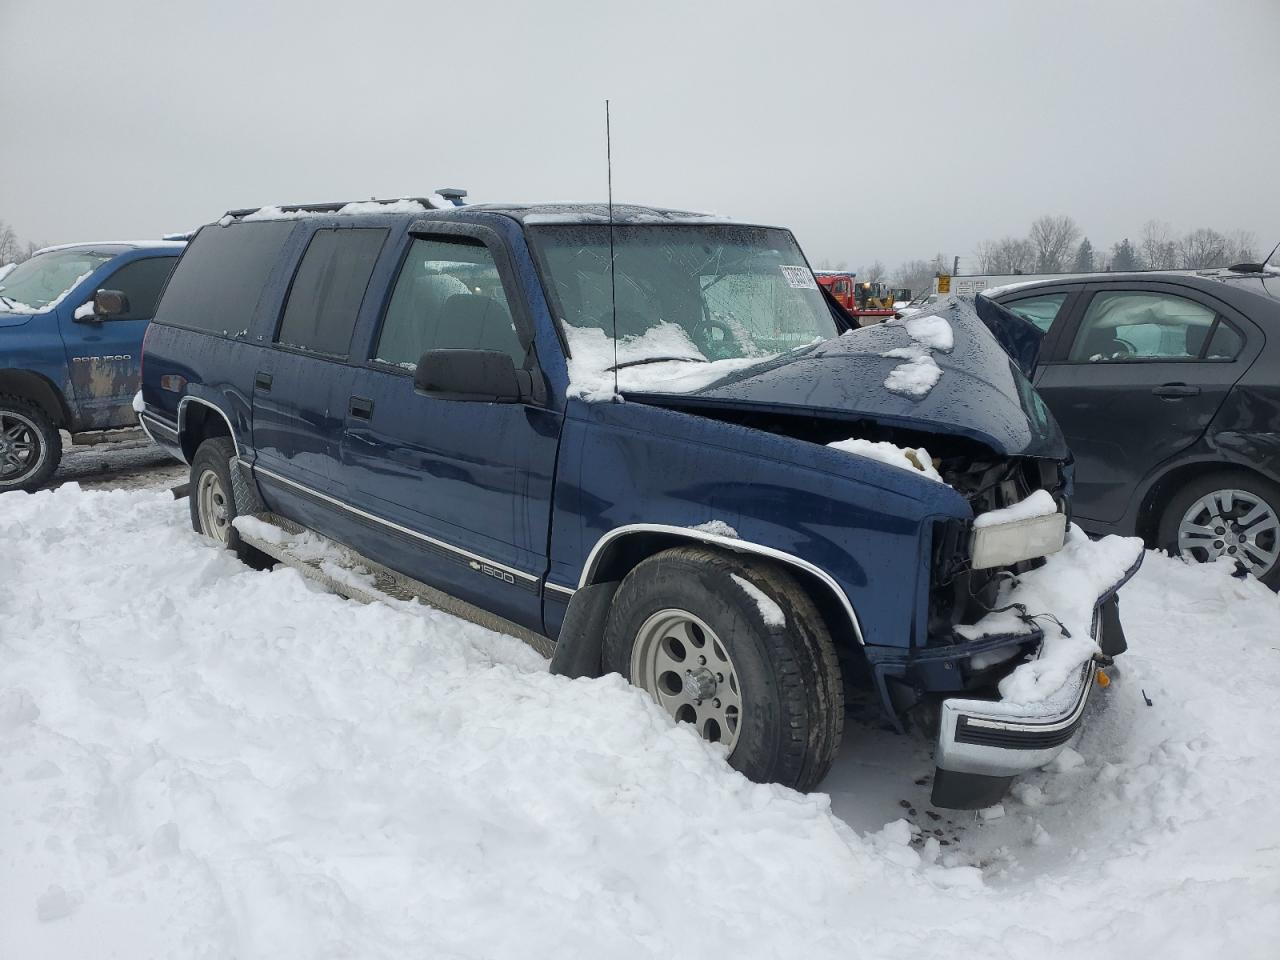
xmin=223 ymin=196 xmax=444 ymax=219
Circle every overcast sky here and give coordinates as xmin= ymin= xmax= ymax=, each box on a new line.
xmin=2 ymin=0 xmax=1277 ymax=271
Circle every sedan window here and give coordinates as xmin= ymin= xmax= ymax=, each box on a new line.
xmin=1002 ymin=292 xmax=1068 ymax=332
xmin=1068 ymin=291 xmax=1217 ymax=362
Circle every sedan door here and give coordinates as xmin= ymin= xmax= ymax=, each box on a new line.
xmin=1031 ymin=282 xmax=1258 ymax=524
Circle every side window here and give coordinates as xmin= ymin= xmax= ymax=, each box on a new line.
xmin=374 ymin=237 xmax=524 ymax=368
xmin=154 ymin=221 xmax=295 ymax=337
xmin=97 ymin=257 xmax=178 ymax=320
xmin=276 ymin=228 xmax=388 ymax=357
xmin=1002 ymin=292 xmax=1068 ymax=333
xmin=1205 ymin=320 xmax=1244 ymax=360
xmin=1067 ymin=291 xmax=1217 ymax=363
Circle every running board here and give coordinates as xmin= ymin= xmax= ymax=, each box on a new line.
xmin=234 ymin=512 xmax=555 ymax=659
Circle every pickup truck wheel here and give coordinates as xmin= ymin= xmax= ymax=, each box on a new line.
xmin=602 ymin=546 xmax=844 ymax=792
xmin=0 ymin=396 xmax=62 ymax=493
xmin=1159 ymin=471 xmax=1280 ymax=589
xmin=189 ymin=437 xmax=267 ymax=567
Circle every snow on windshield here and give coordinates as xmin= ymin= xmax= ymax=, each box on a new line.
xmin=562 ymin=322 xmax=782 ymax=401
xmin=0 ymin=248 xmax=106 ymax=314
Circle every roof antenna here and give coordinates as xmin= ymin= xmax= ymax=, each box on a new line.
xmin=606 ymin=99 xmax=619 ymax=399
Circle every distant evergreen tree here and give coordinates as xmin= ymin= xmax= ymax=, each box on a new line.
xmin=1073 ymin=238 xmax=1095 ymax=273
xmin=1111 ymin=238 xmax=1139 ymax=271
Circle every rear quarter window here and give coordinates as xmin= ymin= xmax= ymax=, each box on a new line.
xmin=154 ymin=222 xmax=295 ymax=337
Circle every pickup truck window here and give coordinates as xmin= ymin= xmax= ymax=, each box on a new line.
xmin=155 ymin=221 xmax=294 ymax=336
xmin=277 ymin=228 xmax=388 ymax=357
xmin=0 ymin=249 xmax=113 ymax=312
xmin=374 ymin=237 xmax=524 ymax=367
xmin=95 ymin=256 xmax=179 ymax=321
xmin=530 ymin=224 xmax=838 ymax=366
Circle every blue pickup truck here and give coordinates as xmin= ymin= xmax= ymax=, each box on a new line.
xmin=137 ymin=197 xmax=1141 ymax=808
xmin=0 ymin=240 xmax=184 ymax=491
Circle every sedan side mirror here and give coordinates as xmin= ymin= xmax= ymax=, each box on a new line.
xmin=75 ymin=289 xmax=129 ymax=322
xmin=414 ymin=348 xmax=532 ymax=403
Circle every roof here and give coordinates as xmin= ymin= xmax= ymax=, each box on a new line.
xmin=984 ymin=270 xmax=1280 ymax=316
xmin=33 ymin=239 xmax=187 ymax=256
xmin=466 ymin=202 xmax=741 ymax=226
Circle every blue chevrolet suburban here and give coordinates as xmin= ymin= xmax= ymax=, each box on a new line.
xmin=0 ymin=240 xmax=184 ymax=491
xmin=137 ymin=196 xmax=1140 ymax=807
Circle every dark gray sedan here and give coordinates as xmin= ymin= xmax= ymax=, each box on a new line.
xmin=990 ymin=271 xmax=1280 ymax=588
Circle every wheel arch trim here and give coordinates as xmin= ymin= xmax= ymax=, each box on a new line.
xmin=177 ymin=395 xmax=240 ymax=458
xmin=577 ymin=523 xmax=866 ymax=646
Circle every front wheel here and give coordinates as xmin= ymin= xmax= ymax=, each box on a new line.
xmin=602 ymin=546 xmax=844 ymax=792
xmin=1159 ymin=471 xmax=1280 ymax=589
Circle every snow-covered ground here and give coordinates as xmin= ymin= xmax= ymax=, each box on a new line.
xmin=2 ymin=482 xmax=1279 ymax=959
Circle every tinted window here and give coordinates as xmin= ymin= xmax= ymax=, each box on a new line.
xmin=1003 ymin=292 xmax=1067 ymax=332
xmin=1068 ymin=291 xmax=1216 ymax=362
xmin=154 ymin=222 xmax=294 ymax=336
xmin=1205 ymin=320 xmax=1244 ymax=360
xmin=374 ymin=237 xmax=524 ymax=367
xmin=98 ymin=256 xmax=178 ymax=320
xmin=277 ymin=228 xmax=387 ymax=357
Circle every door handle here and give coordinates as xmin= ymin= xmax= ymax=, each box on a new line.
xmin=254 ymin=371 xmax=273 ymax=392
xmin=1152 ymin=383 xmax=1201 ymax=398
xmin=348 ymin=396 xmax=374 ymax=420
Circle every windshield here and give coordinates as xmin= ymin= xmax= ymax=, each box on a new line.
xmin=0 ymin=249 xmax=112 ymax=313
xmin=530 ymin=223 xmax=839 ymax=396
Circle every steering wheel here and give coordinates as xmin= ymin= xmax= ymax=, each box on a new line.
xmin=693 ymin=315 xmax=739 ymax=358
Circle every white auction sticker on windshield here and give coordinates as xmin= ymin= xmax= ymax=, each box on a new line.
xmin=780 ymin=265 xmax=817 ymax=289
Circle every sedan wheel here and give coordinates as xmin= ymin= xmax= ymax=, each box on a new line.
xmin=1176 ymin=487 xmax=1280 ymax=581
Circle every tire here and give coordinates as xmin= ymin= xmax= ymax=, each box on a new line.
xmin=1158 ymin=470 xmax=1280 ymax=590
xmin=602 ymin=546 xmax=844 ymax=792
xmin=0 ymin=395 xmax=62 ymax=493
xmin=188 ymin=437 xmax=270 ymax=567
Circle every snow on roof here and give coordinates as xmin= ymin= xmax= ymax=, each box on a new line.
xmin=33 ymin=239 xmax=187 ymax=255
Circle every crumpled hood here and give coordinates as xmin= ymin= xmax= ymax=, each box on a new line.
xmin=626 ymin=300 xmax=1067 ymax=459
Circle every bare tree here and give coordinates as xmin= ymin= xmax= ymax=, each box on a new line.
xmin=1139 ymin=220 xmax=1178 ymax=270
xmin=976 ymin=236 xmax=1036 ymax=274
xmin=891 ymin=258 xmax=938 ymax=298
xmin=1223 ymin=229 xmax=1259 ymax=265
xmin=1029 ymin=215 xmax=1081 ymax=273
xmin=0 ymin=221 xmax=20 ymax=265
xmin=1178 ymin=228 xmax=1229 ymax=269
xmin=859 ymin=260 xmax=886 ymax=284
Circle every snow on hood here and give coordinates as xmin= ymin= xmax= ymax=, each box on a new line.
xmin=828 ymin=437 xmax=944 ymax=483
xmin=622 ymin=299 xmax=1067 ymax=459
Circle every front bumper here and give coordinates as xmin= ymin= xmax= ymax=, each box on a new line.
xmin=930 ymin=575 xmax=1133 ymax=809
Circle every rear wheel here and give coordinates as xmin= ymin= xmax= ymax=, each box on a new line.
xmin=1159 ymin=471 xmax=1280 ymax=589
xmin=602 ymin=546 xmax=844 ymax=792
xmin=0 ymin=396 xmax=62 ymax=493
xmin=189 ymin=437 xmax=269 ymax=567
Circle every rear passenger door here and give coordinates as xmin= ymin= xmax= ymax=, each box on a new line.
xmin=1032 ymin=282 xmax=1257 ymax=523
xmin=336 ymin=227 xmax=561 ymax=631
xmin=251 ymin=226 xmax=387 ymax=508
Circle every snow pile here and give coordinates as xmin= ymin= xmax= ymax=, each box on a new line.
xmin=562 ymin=322 xmax=777 ymax=401
xmin=879 ymin=310 xmax=954 ymax=400
xmin=691 ymin=519 xmax=739 ymax=538
xmin=958 ymin=526 xmax=1144 ymax=705
xmin=3 ymin=485 xmax=1280 ymax=959
xmin=730 ymin=573 xmax=786 ymax=627
xmin=828 ymin=437 xmax=944 ymax=483
xmin=130 ymin=390 xmax=145 ymax=414
xmin=72 ymin=300 xmax=95 ymax=320
xmin=973 ymin=488 xmax=1059 ymax=528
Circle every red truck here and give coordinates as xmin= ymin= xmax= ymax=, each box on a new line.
xmin=814 ymin=271 xmax=897 ymax=326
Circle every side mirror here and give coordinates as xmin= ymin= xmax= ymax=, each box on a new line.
xmin=75 ymin=289 xmax=129 ymax=322
xmin=414 ymin=349 xmax=532 ymax=403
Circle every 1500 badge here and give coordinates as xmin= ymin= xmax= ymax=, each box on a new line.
xmin=73 ymin=355 xmax=132 ymax=362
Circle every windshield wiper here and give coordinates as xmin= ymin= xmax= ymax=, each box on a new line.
xmin=608 ymin=355 xmax=709 ymax=371
xmin=0 ymin=295 xmax=19 ymax=309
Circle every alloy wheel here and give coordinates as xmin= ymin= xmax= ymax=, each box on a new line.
xmin=0 ymin=410 xmax=44 ymax=484
xmin=631 ymin=608 xmax=743 ymax=751
xmin=196 ymin=468 xmax=232 ymax=544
